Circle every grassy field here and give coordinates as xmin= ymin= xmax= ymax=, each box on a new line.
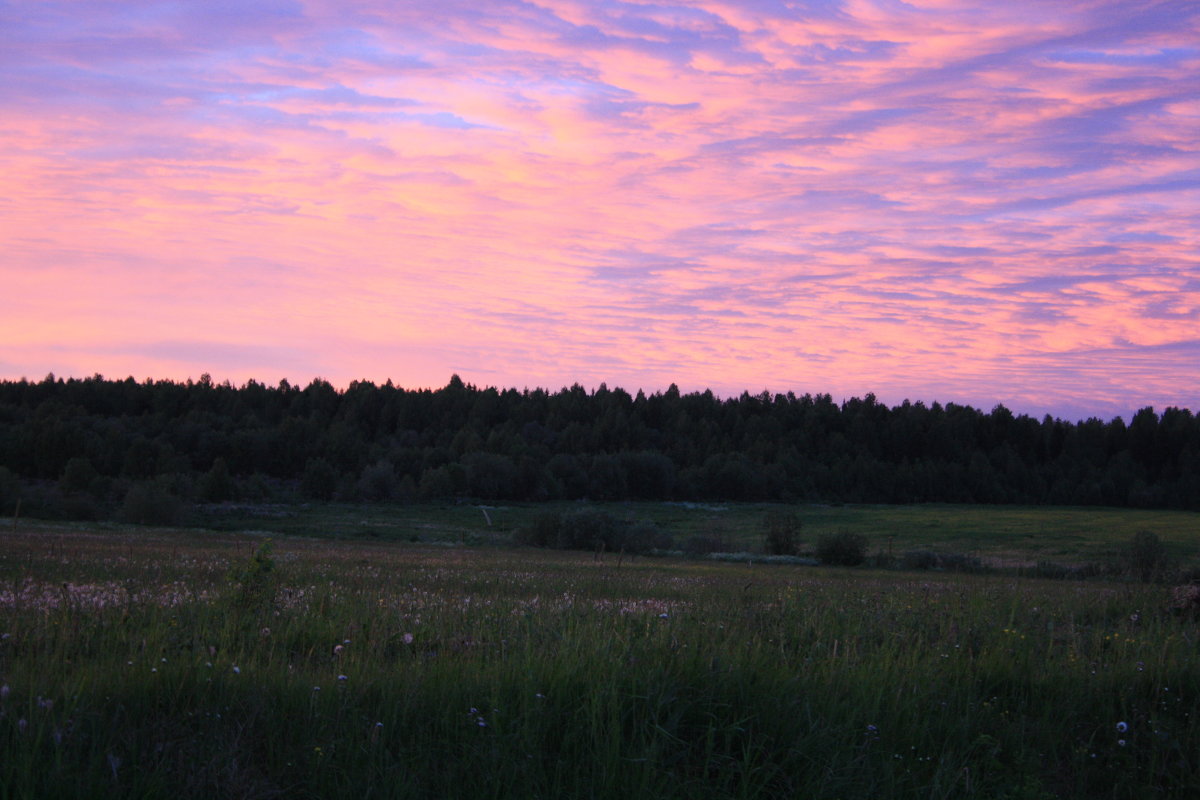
xmin=1 ymin=511 xmax=1198 ymax=798
xmin=193 ymin=501 xmax=1200 ymax=566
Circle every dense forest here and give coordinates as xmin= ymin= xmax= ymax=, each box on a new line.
xmin=1 ymin=373 xmax=1197 ymax=524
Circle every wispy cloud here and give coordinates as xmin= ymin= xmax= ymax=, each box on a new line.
xmin=1 ymin=0 xmax=1197 ymax=419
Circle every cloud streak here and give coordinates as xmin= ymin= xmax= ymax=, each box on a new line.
xmin=1 ymin=0 xmax=1197 ymax=419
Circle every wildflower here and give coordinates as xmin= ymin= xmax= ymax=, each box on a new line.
xmin=232 ymin=665 xmax=240 ymax=674
xmin=658 ymin=612 xmax=669 ymax=619
xmin=0 ymin=684 xmax=9 ymax=700
xmin=333 ymin=645 xmax=344 ymax=656
xmin=1116 ymin=721 xmax=1128 ymax=733
xmin=1118 ymin=739 xmax=1127 ymax=747
xmin=867 ymin=724 xmax=878 ymax=733
xmin=337 ymin=674 xmax=347 ymax=682
xmin=18 ymin=718 xmax=27 ymax=733
xmin=402 ymin=633 xmax=414 ymax=644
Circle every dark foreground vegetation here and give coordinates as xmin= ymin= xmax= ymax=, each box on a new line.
xmin=1 ymin=525 xmax=1197 ymax=799
xmin=2 ymin=374 xmax=1198 ymax=526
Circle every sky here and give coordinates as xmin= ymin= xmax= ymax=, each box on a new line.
xmin=2 ymin=0 xmax=1198 ymax=421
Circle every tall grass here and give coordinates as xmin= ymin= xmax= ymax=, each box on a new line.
xmin=0 ymin=527 xmax=1197 ymax=798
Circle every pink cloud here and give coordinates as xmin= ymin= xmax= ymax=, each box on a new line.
xmin=1 ymin=0 xmax=1197 ymax=419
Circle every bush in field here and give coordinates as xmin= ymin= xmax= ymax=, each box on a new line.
xmin=516 ymin=510 xmax=564 ymax=548
xmin=614 ymin=521 xmax=672 ymax=554
xmin=1126 ymin=530 xmax=1170 ymax=582
xmin=516 ymin=510 xmax=668 ymax=554
xmin=119 ymin=478 xmax=185 ymax=526
xmin=816 ymin=531 xmax=867 ymax=566
xmin=557 ymin=509 xmax=619 ymax=550
xmin=761 ymin=510 xmax=802 ymax=556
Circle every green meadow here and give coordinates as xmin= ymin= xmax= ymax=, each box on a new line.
xmin=1 ymin=505 xmax=1198 ymax=798
xmin=196 ymin=501 xmax=1200 ymax=566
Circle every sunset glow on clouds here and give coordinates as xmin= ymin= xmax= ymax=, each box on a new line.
xmin=2 ymin=0 xmax=1198 ymax=419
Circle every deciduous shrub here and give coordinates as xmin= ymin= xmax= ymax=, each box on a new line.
xmin=761 ymin=510 xmax=802 ymax=556
xmin=516 ymin=510 xmax=563 ymax=547
xmin=119 ymin=479 xmax=184 ymax=526
xmin=816 ymin=531 xmax=867 ymax=566
xmin=615 ymin=521 xmax=672 ymax=554
xmin=516 ymin=509 xmax=669 ymax=554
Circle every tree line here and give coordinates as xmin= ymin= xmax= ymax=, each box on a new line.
xmin=0 ymin=373 xmax=1197 ymax=523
